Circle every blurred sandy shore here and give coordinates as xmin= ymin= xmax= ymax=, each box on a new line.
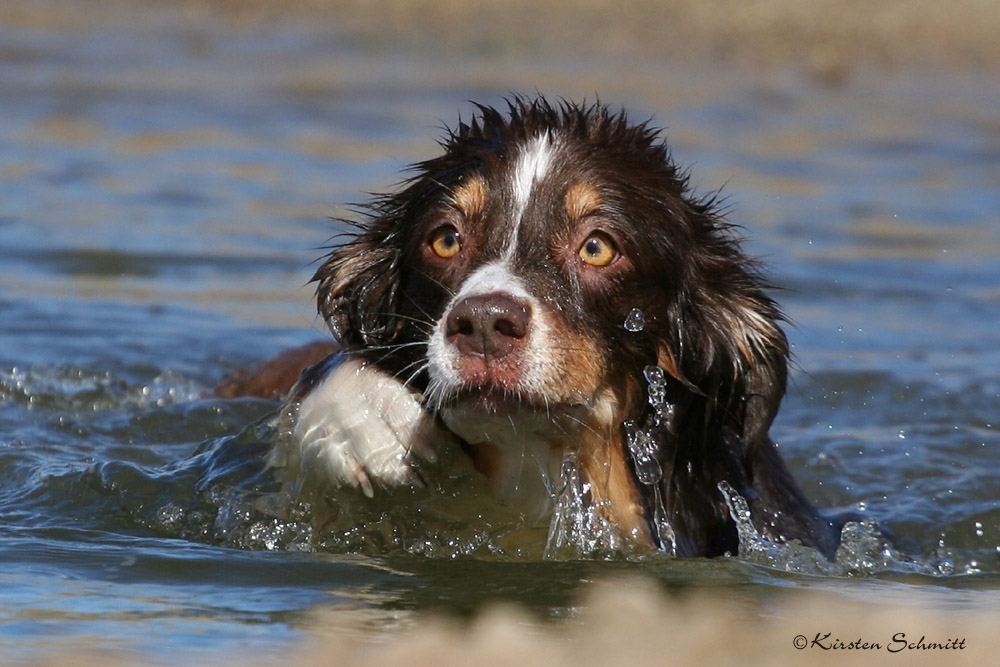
xmin=5 ymin=0 xmax=1000 ymax=80
xmin=295 ymin=580 xmax=997 ymax=667
xmin=42 ymin=579 xmax=1000 ymax=666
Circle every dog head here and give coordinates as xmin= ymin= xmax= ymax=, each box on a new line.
xmin=314 ymin=98 xmax=787 ymax=459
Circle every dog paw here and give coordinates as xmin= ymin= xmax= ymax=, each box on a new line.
xmin=277 ymin=355 xmax=438 ymax=497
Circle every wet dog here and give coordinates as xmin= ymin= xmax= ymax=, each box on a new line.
xmin=218 ymin=98 xmax=840 ymax=557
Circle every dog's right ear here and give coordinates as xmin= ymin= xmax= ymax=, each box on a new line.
xmin=313 ymin=221 xmax=401 ymax=349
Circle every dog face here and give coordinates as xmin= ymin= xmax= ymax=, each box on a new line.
xmin=310 ymin=99 xmax=837 ymax=557
xmin=317 ymin=100 xmax=785 ymax=444
xmin=421 ymin=134 xmax=628 ymax=424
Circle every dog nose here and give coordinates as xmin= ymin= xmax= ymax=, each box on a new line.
xmin=445 ymin=293 xmax=530 ymax=359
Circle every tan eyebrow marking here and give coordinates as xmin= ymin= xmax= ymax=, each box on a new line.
xmin=451 ymin=175 xmax=488 ymax=217
xmin=565 ymin=181 xmax=602 ymax=220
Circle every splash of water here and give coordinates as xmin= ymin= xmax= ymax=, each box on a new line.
xmin=717 ymin=480 xmax=770 ymax=555
xmin=620 ymin=364 xmax=680 ymax=555
xmin=717 ymin=480 xmax=836 ymax=572
xmin=543 ymin=361 xmax=686 ymax=557
xmin=544 ymin=448 xmax=623 ymax=558
xmin=717 ymin=480 xmax=927 ymax=575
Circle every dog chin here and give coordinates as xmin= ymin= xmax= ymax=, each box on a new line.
xmin=445 ymin=386 xmax=529 ymax=412
xmin=437 ymin=384 xmax=587 ymax=450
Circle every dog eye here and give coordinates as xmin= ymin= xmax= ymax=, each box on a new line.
xmin=429 ymin=226 xmax=462 ymax=259
xmin=578 ymin=232 xmax=617 ymax=267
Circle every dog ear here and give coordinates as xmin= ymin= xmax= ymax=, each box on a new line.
xmin=711 ymin=292 xmax=789 ymax=448
xmin=656 ymin=284 xmax=788 ymax=451
xmin=649 ymin=194 xmax=791 ymax=451
xmin=313 ymin=222 xmax=401 ymax=349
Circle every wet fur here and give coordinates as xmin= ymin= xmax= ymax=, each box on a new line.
xmin=285 ymin=98 xmax=839 ymax=557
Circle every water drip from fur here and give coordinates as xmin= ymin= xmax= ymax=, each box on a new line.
xmin=622 ymin=364 xmax=679 ymax=554
xmin=623 ymin=308 xmax=645 ymax=332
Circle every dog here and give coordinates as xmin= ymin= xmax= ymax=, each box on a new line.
xmin=218 ymin=98 xmax=841 ymax=558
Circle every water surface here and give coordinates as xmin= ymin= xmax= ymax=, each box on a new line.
xmin=1 ymin=4 xmax=999 ymax=662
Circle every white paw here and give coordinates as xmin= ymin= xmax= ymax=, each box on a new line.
xmin=274 ymin=355 xmax=440 ymax=497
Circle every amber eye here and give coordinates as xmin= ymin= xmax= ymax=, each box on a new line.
xmin=578 ymin=232 xmax=617 ymax=267
xmin=429 ymin=226 xmax=461 ymax=259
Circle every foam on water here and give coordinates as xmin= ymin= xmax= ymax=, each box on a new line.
xmin=0 ymin=365 xmax=203 ymax=411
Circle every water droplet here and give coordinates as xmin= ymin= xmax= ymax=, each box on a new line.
xmin=623 ymin=308 xmax=645 ymax=332
xmin=632 ymin=456 xmax=662 ymax=485
xmin=642 ymin=365 xmax=665 ymax=386
xmin=625 ymin=421 xmax=662 ymax=485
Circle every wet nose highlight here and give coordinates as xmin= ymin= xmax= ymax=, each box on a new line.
xmin=445 ymin=293 xmax=530 ymax=359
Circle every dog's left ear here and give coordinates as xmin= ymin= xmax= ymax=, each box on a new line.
xmin=711 ymin=290 xmax=789 ymax=449
xmin=656 ymin=281 xmax=789 ymax=450
xmin=313 ymin=221 xmax=401 ymax=349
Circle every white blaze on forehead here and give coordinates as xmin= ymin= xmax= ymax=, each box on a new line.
xmin=506 ymin=131 xmax=554 ymax=261
xmin=512 ymin=132 xmax=553 ymax=219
